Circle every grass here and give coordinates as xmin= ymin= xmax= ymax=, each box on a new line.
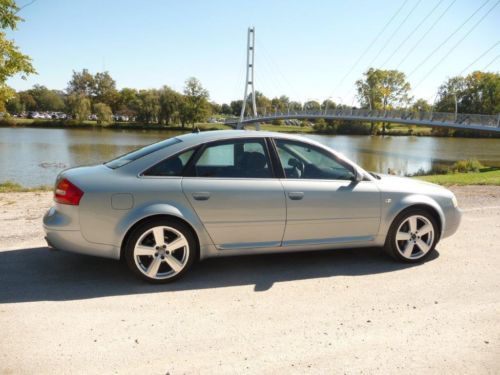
xmin=0 ymin=181 xmax=51 ymax=193
xmin=415 ymin=167 xmax=500 ymax=186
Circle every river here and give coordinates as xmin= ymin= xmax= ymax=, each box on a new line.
xmin=1 ymin=127 xmax=499 ymax=187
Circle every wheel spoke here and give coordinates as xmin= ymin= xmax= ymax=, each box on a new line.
xmin=408 ymin=217 xmax=417 ymax=233
xmin=418 ymin=224 xmax=433 ymax=236
xmin=146 ymin=257 xmax=162 ymax=277
xmin=416 ymin=239 xmax=430 ymax=254
xmin=164 ymin=254 xmax=183 ymax=273
xmin=167 ymin=237 xmax=188 ymax=252
xmin=403 ymin=241 xmax=415 ymax=257
xmin=152 ymin=227 xmax=165 ymax=247
xmin=135 ymin=245 xmax=156 ymax=256
xmin=396 ymin=231 xmax=411 ymax=241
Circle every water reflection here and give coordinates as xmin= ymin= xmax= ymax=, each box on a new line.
xmin=1 ymin=128 xmax=499 ymax=186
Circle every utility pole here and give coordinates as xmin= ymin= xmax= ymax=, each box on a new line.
xmin=238 ymin=27 xmax=258 ymax=130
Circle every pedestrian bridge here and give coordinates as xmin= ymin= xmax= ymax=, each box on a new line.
xmin=224 ymin=108 xmax=500 ymax=133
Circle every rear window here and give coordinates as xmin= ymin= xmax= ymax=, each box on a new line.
xmin=105 ymin=138 xmax=182 ymax=169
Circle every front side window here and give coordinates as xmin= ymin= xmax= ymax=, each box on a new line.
xmin=192 ymin=139 xmax=272 ymax=178
xmin=275 ymin=139 xmax=355 ymax=180
xmin=143 ymin=149 xmax=195 ymax=176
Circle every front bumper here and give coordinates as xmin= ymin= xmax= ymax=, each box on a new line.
xmin=43 ymin=206 xmax=120 ymax=259
xmin=442 ymin=206 xmax=462 ymax=239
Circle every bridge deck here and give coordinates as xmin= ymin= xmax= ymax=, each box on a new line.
xmin=224 ymin=109 xmax=500 ymax=133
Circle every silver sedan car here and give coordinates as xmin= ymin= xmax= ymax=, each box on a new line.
xmin=43 ymin=130 xmax=461 ymax=283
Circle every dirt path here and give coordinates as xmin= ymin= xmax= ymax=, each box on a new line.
xmin=0 ymin=187 xmax=499 ymax=374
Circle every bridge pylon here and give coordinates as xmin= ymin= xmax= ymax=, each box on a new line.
xmin=238 ymin=27 xmax=259 ymax=130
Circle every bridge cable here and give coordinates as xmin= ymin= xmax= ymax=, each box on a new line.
xmin=380 ymin=0 xmax=445 ymax=68
xmin=328 ymin=0 xmax=409 ymax=98
xmin=407 ymin=0 xmax=491 ymax=79
xmin=458 ymin=41 xmax=499 ymax=76
xmin=395 ymin=0 xmax=457 ymax=70
xmin=413 ymin=0 xmax=499 ymax=89
xmin=366 ymin=0 xmax=422 ymax=69
xmin=482 ymin=54 xmax=499 ymax=70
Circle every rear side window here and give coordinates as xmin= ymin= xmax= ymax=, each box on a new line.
xmin=191 ymin=139 xmax=272 ymax=178
xmin=105 ymin=138 xmax=181 ymax=169
xmin=143 ymin=149 xmax=195 ymax=176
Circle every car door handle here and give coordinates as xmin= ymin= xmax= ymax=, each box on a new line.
xmin=192 ymin=192 xmax=210 ymax=201
xmin=288 ymin=192 xmax=304 ymax=200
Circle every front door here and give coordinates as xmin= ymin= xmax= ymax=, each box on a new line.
xmin=273 ymin=138 xmax=381 ymax=246
xmin=182 ymin=138 xmax=286 ymax=249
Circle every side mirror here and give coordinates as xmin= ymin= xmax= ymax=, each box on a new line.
xmin=354 ymin=169 xmax=363 ymax=182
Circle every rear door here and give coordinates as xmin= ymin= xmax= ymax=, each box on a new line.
xmin=182 ymin=138 xmax=286 ymax=250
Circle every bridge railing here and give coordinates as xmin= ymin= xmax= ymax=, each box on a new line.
xmin=225 ymin=109 xmax=500 ymax=128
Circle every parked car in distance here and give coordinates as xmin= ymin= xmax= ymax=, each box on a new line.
xmin=43 ymin=130 xmax=461 ymax=283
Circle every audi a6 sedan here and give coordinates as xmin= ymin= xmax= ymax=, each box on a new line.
xmin=43 ymin=130 xmax=461 ymax=283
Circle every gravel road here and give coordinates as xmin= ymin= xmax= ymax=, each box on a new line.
xmin=1 ymin=186 xmax=499 ymax=374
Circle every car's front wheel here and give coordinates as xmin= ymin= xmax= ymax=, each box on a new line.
xmin=384 ymin=208 xmax=439 ymax=263
xmin=124 ymin=219 xmax=196 ymax=283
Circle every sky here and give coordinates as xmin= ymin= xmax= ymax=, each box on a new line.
xmin=6 ymin=0 xmax=500 ymax=106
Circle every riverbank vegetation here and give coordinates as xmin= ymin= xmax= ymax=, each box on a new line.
xmin=415 ymin=168 xmax=500 ymax=186
xmin=0 ymin=181 xmax=50 ymax=193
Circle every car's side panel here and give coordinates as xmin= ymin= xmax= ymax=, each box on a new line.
xmin=280 ymin=179 xmax=381 ymax=246
xmin=182 ymin=178 xmax=287 ymax=249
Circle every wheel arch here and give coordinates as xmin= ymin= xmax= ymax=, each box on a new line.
xmin=120 ymin=213 xmax=200 ymax=260
xmin=116 ymin=203 xmax=206 ymax=260
xmin=385 ymin=195 xmax=445 ymax=240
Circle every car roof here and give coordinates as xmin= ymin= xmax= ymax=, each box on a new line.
xmin=176 ymin=129 xmax=312 ymax=146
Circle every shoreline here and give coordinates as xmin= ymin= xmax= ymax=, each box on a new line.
xmin=2 ymin=118 xmax=499 ymax=138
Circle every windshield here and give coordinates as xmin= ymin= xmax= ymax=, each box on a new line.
xmin=105 ymin=138 xmax=182 ymax=169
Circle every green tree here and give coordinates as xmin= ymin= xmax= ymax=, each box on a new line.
xmin=66 ymin=93 xmax=91 ymax=121
xmin=93 ymin=103 xmax=113 ymax=125
xmin=28 ymin=85 xmax=65 ymax=111
xmin=158 ymin=86 xmax=182 ymax=125
xmin=116 ymin=88 xmax=138 ymax=118
xmin=94 ymin=71 xmax=117 ymax=108
xmin=181 ymin=77 xmax=210 ymax=128
xmin=304 ymin=100 xmax=321 ymax=111
xmin=435 ymin=72 xmax=499 ymax=115
xmin=133 ymin=89 xmax=159 ymax=124
xmin=356 ymin=68 xmax=411 ymax=134
xmin=0 ymin=0 xmax=36 ymax=110
xmin=356 ymin=68 xmax=411 ymax=111
xmin=67 ymin=69 xmax=117 ymax=108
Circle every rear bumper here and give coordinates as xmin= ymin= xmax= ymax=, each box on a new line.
xmin=43 ymin=207 xmax=120 ymax=260
xmin=442 ymin=207 xmax=462 ymax=239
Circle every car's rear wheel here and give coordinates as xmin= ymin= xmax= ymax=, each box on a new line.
xmin=124 ymin=219 xmax=196 ymax=283
xmin=384 ymin=208 xmax=439 ymax=263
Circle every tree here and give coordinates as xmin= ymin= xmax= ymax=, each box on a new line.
xmin=133 ymin=89 xmax=160 ymax=124
xmin=66 ymin=93 xmax=91 ymax=121
xmin=356 ymin=68 xmax=411 ymax=134
xmin=158 ymin=86 xmax=182 ymax=125
xmin=229 ymin=100 xmax=243 ymax=116
xmin=181 ymin=77 xmax=210 ymax=128
xmin=304 ymin=100 xmax=321 ymax=111
xmin=356 ymin=68 xmax=411 ymax=111
xmin=116 ymin=88 xmax=138 ymax=118
xmin=28 ymin=85 xmax=64 ymax=111
xmin=67 ymin=69 xmax=95 ymax=98
xmin=220 ymin=103 xmax=232 ymax=115
xmin=93 ymin=103 xmax=113 ymax=125
xmin=67 ymin=69 xmax=117 ymax=107
xmin=0 ymin=0 xmax=36 ymax=110
xmin=435 ymin=72 xmax=499 ymax=115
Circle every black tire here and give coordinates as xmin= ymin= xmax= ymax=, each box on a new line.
xmin=124 ymin=218 xmax=197 ymax=283
xmin=384 ymin=208 xmax=439 ymax=263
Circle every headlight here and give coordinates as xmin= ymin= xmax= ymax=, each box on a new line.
xmin=451 ymin=194 xmax=458 ymax=208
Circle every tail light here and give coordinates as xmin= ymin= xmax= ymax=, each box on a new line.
xmin=54 ymin=178 xmax=84 ymax=205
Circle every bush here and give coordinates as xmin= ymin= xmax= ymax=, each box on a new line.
xmin=451 ymin=158 xmax=483 ymax=173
